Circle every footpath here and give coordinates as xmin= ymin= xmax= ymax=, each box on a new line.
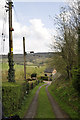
xmin=24 ymin=82 xmax=70 ymax=119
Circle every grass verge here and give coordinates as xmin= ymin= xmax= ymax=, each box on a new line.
xmin=48 ymin=78 xmax=79 ymax=119
xmin=35 ymin=85 xmax=55 ymax=118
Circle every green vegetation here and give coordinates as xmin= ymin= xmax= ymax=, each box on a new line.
xmin=2 ymin=52 xmax=52 ymax=67
xmin=2 ymin=60 xmax=46 ymax=118
xmin=72 ymin=68 xmax=80 ymax=94
xmin=1 ymin=62 xmax=46 ymax=83
xmin=2 ymin=81 xmax=44 ymax=118
xmin=48 ymin=0 xmax=80 ymax=93
xmin=48 ymin=77 xmax=79 ymax=119
xmin=47 ymin=2 xmax=80 ymax=119
xmin=2 ymin=82 xmax=25 ymax=117
xmin=35 ymin=85 xmax=55 ymax=118
xmin=40 ymin=76 xmax=48 ymax=81
xmin=8 ymin=53 xmax=15 ymax=82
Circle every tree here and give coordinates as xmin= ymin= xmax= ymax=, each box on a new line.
xmin=72 ymin=1 xmax=80 ymax=94
xmin=50 ymin=2 xmax=78 ymax=80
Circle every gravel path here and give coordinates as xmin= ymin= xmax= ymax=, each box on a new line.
xmin=24 ymin=84 xmax=47 ymax=118
xmin=46 ymin=84 xmax=70 ymax=119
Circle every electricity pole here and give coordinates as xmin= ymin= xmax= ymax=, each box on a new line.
xmin=23 ymin=37 xmax=26 ymax=81
xmin=6 ymin=0 xmax=15 ymax=82
xmin=9 ymin=1 xmax=14 ymax=55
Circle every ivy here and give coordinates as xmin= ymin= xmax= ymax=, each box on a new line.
xmin=8 ymin=53 xmax=15 ymax=82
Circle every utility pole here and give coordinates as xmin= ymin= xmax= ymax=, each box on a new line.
xmin=6 ymin=0 xmax=15 ymax=82
xmin=23 ymin=37 xmax=26 ymax=81
xmin=9 ymin=1 xmax=14 ymax=55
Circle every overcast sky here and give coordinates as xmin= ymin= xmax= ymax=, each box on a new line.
xmin=0 ymin=0 xmax=67 ymax=54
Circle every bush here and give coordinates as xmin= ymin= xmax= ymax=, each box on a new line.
xmin=33 ymin=80 xmax=38 ymax=87
xmin=2 ymin=80 xmax=39 ymax=117
xmin=26 ymin=78 xmax=32 ymax=81
xmin=41 ymin=76 xmax=48 ymax=81
xmin=44 ymin=74 xmax=47 ymax=76
xmin=37 ymin=76 xmax=41 ymax=80
xmin=30 ymin=82 xmax=33 ymax=89
xmin=31 ymin=73 xmax=37 ymax=78
xmin=2 ymin=82 xmax=27 ymax=117
xmin=38 ymin=80 xmax=40 ymax=84
xmin=72 ymin=67 xmax=80 ymax=94
xmin=40 ymin=79 xmax=43 ymax=83
xmin=26 ymin=82 xmax=29 ymax=94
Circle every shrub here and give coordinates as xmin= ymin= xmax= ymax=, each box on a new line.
xmin=33 ymin=80 xmax=38 ymax=87
xmin=44 ymin=74 xmax=47 ymax=76
xmin=37 ymin=76 xmax=41 ymax=80
xmin=30 ymin=82 xmax=33 ymax=89
xmin=31 ymin=73 xmax=37 ymax=78
xmin=2 ymin=82 xmax=27 ymax=117
xmin=41 ymin=76 xmax=48 ymax=81
xmin=26 ymin=78 xmax=32 ymax=81
xmin=72 ymin=67 xmax=80 ymax=94
xmin=31 ymin=73 xmax=37 ymax=80
xmin=2 ymin=80 xmax=39 ymax=117
xmin=26 ymin=82 xmax=29 ymax=94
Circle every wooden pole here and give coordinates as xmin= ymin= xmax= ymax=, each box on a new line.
xmin=23 ymin=37 xmax=26 ymax=81
xmin=8 ymin=0 xmax=15 ymax=82
xmin=9 ymin=1 xmax=13 ymax=56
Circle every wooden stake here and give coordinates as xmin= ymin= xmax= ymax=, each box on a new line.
xmin=23 ymin=37 xmax=26 ymax=81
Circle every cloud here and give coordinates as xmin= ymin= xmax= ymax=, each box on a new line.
xmin=0 ymin=1 xmax=57 ymax=54
xmin=29 ymin=19 xmax=51 ymax=40
xmin=12 ymin=18 xmax=55 ymax=54
xmin=0 ymin=11 xmax=56 ymax=54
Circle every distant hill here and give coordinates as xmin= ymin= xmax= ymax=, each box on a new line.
xmin=1 ymin=52 xmax=56 ymax=66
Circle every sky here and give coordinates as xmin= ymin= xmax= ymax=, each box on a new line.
xmin=0 ymin=0 xmax=67 ymax=54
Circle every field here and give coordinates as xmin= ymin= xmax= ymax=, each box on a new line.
xmin=1 ymin=60 xmax=46 ymax=83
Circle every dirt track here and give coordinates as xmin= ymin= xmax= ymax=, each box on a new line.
xmin=24 ymin=82 xmax=70 ymax=119
xmin=24 ymin=84 xmax=47 ymax=118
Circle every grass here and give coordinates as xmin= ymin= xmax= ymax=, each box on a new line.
xmin=48 ymin=77 xmax=79 ymax=119
xmin=1 ymin=62 xmax=46 ymax=83
xmin=15 ymin=82 xmax=45 ymax=118
xmin=35 ymin=85 xmax=55 ymax=118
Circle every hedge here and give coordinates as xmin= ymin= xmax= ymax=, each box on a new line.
xmin=2 ymin=80 xmax=40 ymax=117
xmin=2 ymin=82 xmax=29 ymax=117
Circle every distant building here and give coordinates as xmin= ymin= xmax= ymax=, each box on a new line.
xmin=44 ymin=68 xmax=57 ymax=81
xmin=44 ymin=68 xmax=53 ymax=76
xmin=52 ymin=69 xmax=57 ymax=75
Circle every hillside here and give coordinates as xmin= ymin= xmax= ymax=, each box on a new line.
xmin=1 ymin=52 xmax=55 ymax=66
